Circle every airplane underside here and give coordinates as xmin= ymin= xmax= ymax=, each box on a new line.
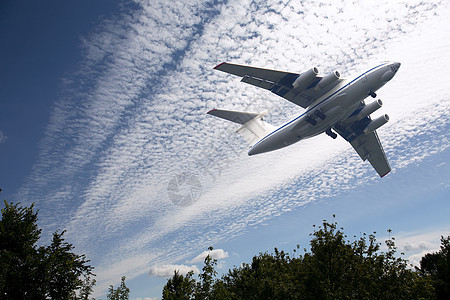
xmin=208 ymin=61 xmax=400 ymax=177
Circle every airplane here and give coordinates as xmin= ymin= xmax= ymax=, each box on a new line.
xmin=207 ymin=61 xmax=401 ymax=177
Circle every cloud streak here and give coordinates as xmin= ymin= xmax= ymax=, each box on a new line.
xmin=14 ymin=0 xmax=450 ymax=296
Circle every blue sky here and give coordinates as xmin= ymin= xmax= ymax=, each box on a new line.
xmin=1 ymin=0 xmax=449 ymax=299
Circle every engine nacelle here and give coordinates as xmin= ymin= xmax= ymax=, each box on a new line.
xmin=314 ymin=70 xmax=340 ymax=91
xmin=292 ymin=67 xmax=319 ymax=90
xmin=363 ymin=114 xmax=389 ymax=134
xmin=356 ymin=99 xmax=383 ymax=121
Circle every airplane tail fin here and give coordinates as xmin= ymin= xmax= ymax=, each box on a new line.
xmin=207 ymin=109 xmax=276 ymax=146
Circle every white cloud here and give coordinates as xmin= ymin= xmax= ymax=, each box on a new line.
xmin=190 ymin=249 xmax=229 ymax=263
xmin=148 ymin=264 xmax=200 ymax=277
xmin=403 ymin=241 xmax=435 ymax=252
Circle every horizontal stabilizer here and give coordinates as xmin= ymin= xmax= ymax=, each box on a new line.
xmin=207 ymin=109 xmax=276 ymax=146
xmin=207 ymin=109 xmax=258 ymax=124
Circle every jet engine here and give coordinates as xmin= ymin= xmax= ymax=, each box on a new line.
xmin=355 ymin=99 xmax=383 ymax=120
xmin=314 ymin=71 xmax=340 ymax=91
xmin=292 ymin=67 xmax=319 ymax=90
xmin=363 ymin=114 xmax=389 ymax=134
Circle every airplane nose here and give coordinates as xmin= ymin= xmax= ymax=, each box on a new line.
xmin=391 ymin=62 xmax=401 ymax=73
xmin=381 ymin=62 xmax=401 ymax=82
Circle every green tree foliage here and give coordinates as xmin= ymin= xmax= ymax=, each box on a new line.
xmin=419 ymin=236 xmax=450 ymax=299
xmin=218 ymin=248 xmax=296 ymax=299
xmin=162 ymin=270 xmax=196 ymax=300
xmin=0 ymin=200 xmax=42 ymax=299
xmin=196 ymin=246 xmax=218 ymax=300
xmin=44 ymin=230 xmax=95 ymax=299
xmin=215 ymin=221 xmax=430 ymax=299
xmin=78 ymin=275 xmax=97 ymax=300
xmin=162 ymin=218 xmax=445 ymax=299
xmin=162 ymin=246 xmax=218 ymax=300
xmin=107 ymin=276 xmax=130 ymax=300
xmin=0 ymin=199 xmax=95 ymax=299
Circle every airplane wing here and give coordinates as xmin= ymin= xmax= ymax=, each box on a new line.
xmin=333 ymin=107 xmax=391 ymax=177
xmin=349 ymin=131 xmax=390 ymax=177
xmin=214 ymin=62 xmax=343 ymax=109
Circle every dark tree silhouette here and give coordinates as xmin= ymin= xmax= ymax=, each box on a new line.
xmin=0 ymin=198 xmax=94 ymax=299
xmin=161 ymin=218 xmax=440 ymax=299
xmin=419 ymin=236 xmax=450 ymax=299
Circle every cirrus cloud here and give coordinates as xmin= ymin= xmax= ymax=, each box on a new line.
xmin=12 ymin=0 xmax=450 ymax=297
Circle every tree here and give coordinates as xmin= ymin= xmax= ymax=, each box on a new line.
xmin=107 ymin=276 xmax=130 ymax=300
xmin=217 ymin=248 xmax=296 ymax=299
xmin=419 ymin=236 xmax=450 ymax=299
xmin=196 ymin=246 xmax=218 ymax=300
xmin=161 ymin=247 xmax=219 ymax=300
xmin=215 ymin=220 xmax=430 ymax=299
xmin=43 ymin=230 xmax=95 ymax=299
xmin=162 ymin=270 xmax=195 ymax=300
xmin=301 ymin=220 xmax=355 ymax=298
xmin=78 ymin=275 xmax=97 ymax=300
xmin=163 ymin=218 xmax=440 ymax=299
xmin=289 ymin=221 xmax=433 ymax=299
xmin=0 ymin=200 xmax=42 ymax=299
xmin=0 ymin=198 xmax=95 ymax=299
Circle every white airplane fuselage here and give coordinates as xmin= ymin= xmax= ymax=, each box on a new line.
xmin=248 ymin=62 xmax=401 ymax=155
